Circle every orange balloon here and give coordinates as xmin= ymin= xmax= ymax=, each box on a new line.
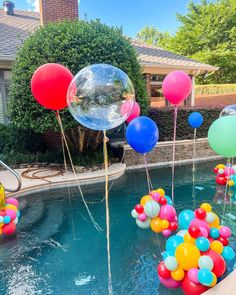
xmin=140 ymin=195 xmax=152 ymax=207
xmin=161 ymin=219 xmax=169 ymax=229
xmin=150 ymin=217 xmax=162 ymax=233
xmin=176 ymin=243 xmax=201 ymax=271
xmin=171 ymin=267 xmax=185 ymax=281
xmin=210 ymin=273 xmax=217 ymax=287
xmin=5 ymin=204 xmax=17 ymax=211
xmin=211 ymin=241 xmax=223 ymax=254
xmin=156 ymin=188 xmax=165 ymax=196
xmin=184 ymin=233 xmax=196 ymax=244
xmin=208 ymin=212 xmax=220 ymax=228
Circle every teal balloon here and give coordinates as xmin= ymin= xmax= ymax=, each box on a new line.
xmin=136 ymin=218 xmax=150 ymax=229
xmin=178 ymin=209 xmax=194 ymax=230
xmin=164 ymin=256 xmax=178 ymax=271
xmin=165 ymin=195 xmax=173 ymax=205
xmin=208 ymin=116 xmax=236 ymax=158
xmin=196 ymin=237 xmax=210 ymax=252
xmin=210 ymin=228 xmax=220 ymax=239
xmin=198 ymin=255 xmax=214 ymax=271
xmin=166 ymin=235 xmax=184 ymax=253
xmin=162 ymin=251 xmax=174 ymax=259
xmin=198 ymin=269 xmax=214 ymax=286
xmin=222 ymin=246 xmax=235 ymax=260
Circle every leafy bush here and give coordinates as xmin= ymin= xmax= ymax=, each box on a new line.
xmin=9 ymin=20 xmax=148 ymax=153
xmin=195 ymin=84 xmax=236 ymax=95
xmin=149 ymin=107 xmax=222 ymax=141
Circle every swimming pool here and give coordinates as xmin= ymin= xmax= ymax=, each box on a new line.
xmin=0 ymin=160 xmax=235 ymax=295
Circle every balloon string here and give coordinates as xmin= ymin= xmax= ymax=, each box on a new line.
xmin=192 ymin=128 xmax=197 ymax=173
xmin=60 ymin=128 xmax=77 ymax=241
xmin=222 ymin=158 xmax=231 ymax=224
xmin=143 ymin=154 xmax=153 ymax=193
xmin=171 ymin=105 xmax=178 ymax=204
xmin=56 ymin=111 xmax=102 ymax=232
xmin=103 ymin=130 xmax=113 ymax=295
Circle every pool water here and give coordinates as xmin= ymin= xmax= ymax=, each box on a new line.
xmin=0 ymin=160 xmax=236 ymax=295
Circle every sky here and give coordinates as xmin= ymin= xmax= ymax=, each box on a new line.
xmin=13 ymin=0 xmax=201 ymax=37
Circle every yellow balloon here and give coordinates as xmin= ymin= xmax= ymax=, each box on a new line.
xmin=216 ymin=164 xmax=225 ymax=169
xmin=200 ymin=203 xmax=212 ymax=213
xmin=210 ymin=273 xmax=217 ymax=287
xmin=161 ymin=219 xmax=169 ymax=229
xmin=0 ymin=227 xmax=2 ymax=235
xmin=0 ymin=222 xmax=4 ymax=228
xmin=228 ymin=180 xmax=234 ymax=187
xmin=150 ymin=217 xmax=162 ymax=233
xmin=140 ymin=195 xmax=152 ymax=207
xmin=156 ymin=188 xmax=165 ymax=196
xmin=176 ymin=243 xmax=201 ymax=271
xmin=184 ymin=233 xmax=196 ymax=244
xmin=5 ymin=204 xmax=17 ymax=211
xmin=171 ymin=267 xmax=185 ymax=281
xmin=208 ymin=212 xmax=220 ymax=228
xmin=210 ymin=241 xmax=223 ymax=254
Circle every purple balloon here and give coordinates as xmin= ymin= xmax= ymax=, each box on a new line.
xmin=158 ymin=274 xmax=182 ymax=289
xmin=188 ymin=268 xmax=199 ymax=284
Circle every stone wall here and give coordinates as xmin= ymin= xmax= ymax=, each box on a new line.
xmin=123 ymin=138 xmax=220 ymax=167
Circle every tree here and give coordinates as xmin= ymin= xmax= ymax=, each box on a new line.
xmin=9 ymin=20 xmax=148 ymax=152
xmin=137 ymin=0 xmax=236 ymax=84
xmin=137 ymin=26 xmax=172 ymax=47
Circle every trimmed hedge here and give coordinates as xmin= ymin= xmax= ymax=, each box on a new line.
xmin=149 ymin=107 xmax=222 ymax=141
xmin=195 ymin=84 xmax=236 ymax=95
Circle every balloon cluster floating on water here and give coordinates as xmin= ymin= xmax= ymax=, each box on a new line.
xmin=0 ymin=198 xmax=20 ymax=236
xmin=213 ymin=163 xmax=236 ymax=187
xmin=131 ymin=188 xmax=178 ymax=237
xmin=157 ymin=203 xmax=235 ymax=295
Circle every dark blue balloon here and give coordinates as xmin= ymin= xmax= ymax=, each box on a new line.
xmin=126 ymin=116 xmax=159 ymax=154
xmin=188 ymin=112 xmax=203 ymax=128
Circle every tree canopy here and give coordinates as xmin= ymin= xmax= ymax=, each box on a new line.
xmin=137 ymin=0 xmax=236 ymax=84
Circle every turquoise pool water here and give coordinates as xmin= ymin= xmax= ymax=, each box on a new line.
xmin=0 ymin=160 xmax=236 ymax=295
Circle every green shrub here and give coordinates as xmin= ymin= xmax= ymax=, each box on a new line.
xmin=9 ymin=20 xmax=148 ymax=153
xmin=149 ymin=107 xmax=222 ymax=141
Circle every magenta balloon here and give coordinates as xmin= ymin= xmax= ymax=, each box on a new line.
xmin=162 ymin=229 xmax=172 ymax=237
xmin=162 ymin=71 xmax=192 ymax=105
xmin=158 ymin=274 xmax=182 ymax=289
xmin=188 ymin=268 xmax=199 ymax=284
xmin=190 ymin=218 xmax=210 ymax=234
xmin=121 ymin=101 xmax=140 ymax=123
xmin=159 ymin=205 xmax=177 ymax=221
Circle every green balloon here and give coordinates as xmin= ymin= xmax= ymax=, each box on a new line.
xmin=208 ymin=116 xmax=236 ymax=157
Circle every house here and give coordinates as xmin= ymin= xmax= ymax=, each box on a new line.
xmin=0 ymin=0 xmax=218 ymax=124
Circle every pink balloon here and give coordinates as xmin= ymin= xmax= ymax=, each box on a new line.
xmin=220 ymin=226 xmax=232 ymax=238
xmin=190 ymin=218 xmax=210 ymax=234
xmin=5 ymin=209 xmax=16 ymax=221
xmin=6 ymin=198 xmax=18 ymax=208
xmin=152 ymin=192 xmax=161 ymax=202
xmin=158 ymin=274 xmax=182 ymax=289
xmin=199 ymin=226 xmax=208 ymax=238
xmin=159 ymin=205 xmax=177 ymax=221
xmin=188 ymin=268 xmax=199 ymax=284
xmin=224 ymin=167 xmax=235 ymax=176
xmin=2 ymin=222 xmax=16 ymax=235
xmin=162 ymin=71 xmax=192 ymax=105
xmin=138 ymin=213 xmax=147 ymax=222
xmin=120 ymin=101 xmax=140 ymax=123
xmin=162 ymin=229 xmax=172 ymax=237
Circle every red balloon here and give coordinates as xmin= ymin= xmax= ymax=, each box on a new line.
xmin=195 ymin=208 xmax=206 ymax=219
xmin=2 ymin=222 xmax=16 ymax=235
xmin=204 ymin=249 xmax=226 ymax=277
xmin=31 ymin=63 xmax=73 ymax=111
xmin=169 ymin=221 xmax=178 ymax=231
xmin=182 ymin=275 xmax=209 ymax=295
xmin=157 ymin=262 xmax=171 ymax=279
xmin=159 ymin=197 xmax=167 ymax=205
xmin=213 ymin=168 xmax=218 ymax=174
xmin=188 ymin=225 xmax=201 ymax=238
xmin=135 ymin=204 xmax=144 ymax=214
xmin=0 ymin=210 xmax=6 ymax=217
xmin=218 ymin=236 xmax=229 ymax=246
xmin=216 ymin=176 xmax=226 ymax=185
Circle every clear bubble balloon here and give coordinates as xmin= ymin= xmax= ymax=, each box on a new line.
xmin=220 ymin=105 xmax=236 ymax=117
xmin=67 ymin=64 xmax=135 ymax=131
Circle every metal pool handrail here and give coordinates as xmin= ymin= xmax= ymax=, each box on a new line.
xmin=0 ymin=160 xmax=22 ymax=192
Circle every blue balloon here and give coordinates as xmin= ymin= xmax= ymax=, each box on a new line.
xmin=210 ymin=228 xmax=220 ymax=239
xmin=3 ymin=216 xmax=11 ymax=224
xmin=198 ymin=269 xmax=214 ymax=286
xmin=126 ymin=116 xmax=159 ymax=154
xmin=222 ymin=246 xmax=235 ymax=260
xmin=178 ymin=209 xmax=195 ymax=230
xmin=188 ymin=112 xmax=203 ymax=128
xmin=162 ymin=251 xmax=174 ymax=259
xmin=196 ymin=237 xmax=210 ymax=252
xmin=166 ymin=235 xmax=184 ymax=254
xmin=165 ymin=195 xmax=173 ymax=205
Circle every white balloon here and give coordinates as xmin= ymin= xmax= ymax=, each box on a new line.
xmin=13 ymin=217 xmax=18 ymax=225
xmin=144 ymin=201 xmax=160 ymax=218
xmin=198 ymin=255 xmax=213 ymax=271
xmin=205 ymin=212 xmax=215 ymax=224
xmin=176 ymin=230 xmax=188 ymax=237
xmin=232 ymin=165 xmax=236 ymax=174
xmin=136 ymin=218 xmax=151 ymax=229
xmin=131 ymin=209 xmax=139 ymax=219
xmin=164 ymin=256 xmax=178 ymax=271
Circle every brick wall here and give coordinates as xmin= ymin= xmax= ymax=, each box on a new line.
xmin=195 ymin=93 xmax=236 ymax=107
xmin=39 ymin=0 xmax=79 ymax=25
